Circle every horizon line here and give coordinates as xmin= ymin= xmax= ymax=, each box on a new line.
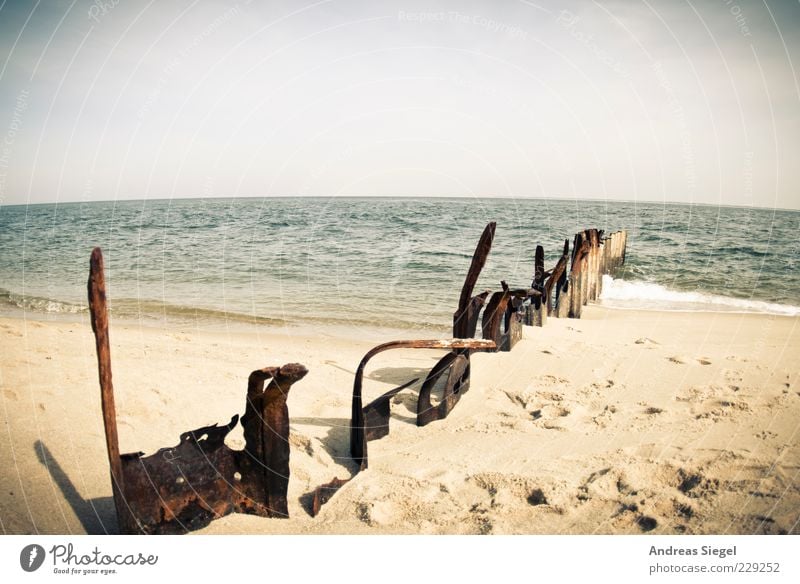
xmin=2 ymin=194 xmax=797 ymax=213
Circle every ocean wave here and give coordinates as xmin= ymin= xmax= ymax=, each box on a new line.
xmin=0 ymin=289 xmax=449 ymax=331
xmin=599 ymin=276 xmax=800 ymax=316
xmin=0 ymin=288 xmax=87 ymax=314
xmin=103 ymin=299 xmax=289 ymax=326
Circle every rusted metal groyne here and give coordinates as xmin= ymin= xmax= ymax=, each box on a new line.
xmin=88 ymin=223 xmax=627 ymax=532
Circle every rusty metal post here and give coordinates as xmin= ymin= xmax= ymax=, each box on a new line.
xmin=453 ymin=222 xmax=496 ymax=338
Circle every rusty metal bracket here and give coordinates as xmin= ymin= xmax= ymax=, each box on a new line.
xmin=417 ymin=349 xmax=469 ymax=427
xmin=481 ymin=282 xmax=532 ymax=351
xmin=350 ymin=338 xmax=496 ymax=470
xmin=88 ymin=248 xmax=308 ymax=534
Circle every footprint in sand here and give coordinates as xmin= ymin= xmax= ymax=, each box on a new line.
xmin=524 ymin=402 xmax=570 ymax=430
xmin=469 ymin=472 xmax=556 ymax=511
xmin=725 ymin=369 xmax=743 ymax=382
xmin=536 ymin=404 xmax=571 ymax=429
xmin=723 ymin=370 xmax=744 ymax=392
xmin=643 ymin=406 xmax=664 ymax=415
xmin=539 ymin=374 xmax=569 ymax=386
xmin=636 ymin=515 xmax=658 ymax=532
xmin=676 ymin=469 xmax=719 ymax=499
xmin=2 ymin=389 xmax=18 ymax=401
xmin=576 ymin=467 xmax=611 ymax=502
xmin=667 ymin=356 xmax=685 ymax=365
xmin=591 ymin=404 xmax=617 ymax=428
xmin=634 ymin=337 xmax=660 ymax=346
xmin=693 ymin=398 xmax=750 ymax=421
xmin=674 ymin=501 xmax=695 ymax=520
xmin=697 ymin=358 xmax=712 ymax=366
xmin=504 ymin=385 xmax=571 ymax=430
xmin=537 ymin=391 xmax=564 ymax=402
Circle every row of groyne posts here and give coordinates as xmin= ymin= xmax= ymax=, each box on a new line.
xmin=87 ymin=223 xmax=627 ymax=533
xmin=530 ymin=226 xmax=628 ymax=323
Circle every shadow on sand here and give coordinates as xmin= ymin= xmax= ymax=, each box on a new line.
xmin=34 ymin=440 xmax=118 ymax=534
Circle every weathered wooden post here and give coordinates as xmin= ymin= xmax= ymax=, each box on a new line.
xmin=595 ymin=229 xmax=605 ymax=299
xmin=586 ymin=229 xmax=600 ymax=302
xmin=598 ymin=230 xmax=628 ymax=276
xmin=581 ymin=230 xmax=591 ymax=307
xmin=569 ymin=231 xmax=591 ymax=318
xmin=621 ymin=230 xmax=628 ymax=266
xmin=524 ymin=244 xmax=547 ymax=326
xmin=551 ymin=239 xmax=570 ymax=318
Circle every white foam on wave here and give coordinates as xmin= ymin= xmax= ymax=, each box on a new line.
xmin=0 ymin=289 xmax=86 ymax=314
xmin=599 ymin=275 xmax=800 ymax=316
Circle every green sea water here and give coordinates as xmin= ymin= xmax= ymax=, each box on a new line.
xmin=1 ymin=197 xmax=798 ymax=331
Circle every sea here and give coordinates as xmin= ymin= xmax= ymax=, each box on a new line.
xmin=0 ymin=198 xmax=798 ymax=333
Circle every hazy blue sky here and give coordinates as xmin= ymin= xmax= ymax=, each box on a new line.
xmin=0 ymin=0 xmax=798 ymax=208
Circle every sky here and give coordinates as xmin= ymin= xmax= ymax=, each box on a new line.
xmin=0 ymin=0 xmax=798 ymax=209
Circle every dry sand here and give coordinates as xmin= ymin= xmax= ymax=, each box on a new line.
xmin=0 ymin=307 xmax=798 ymax=535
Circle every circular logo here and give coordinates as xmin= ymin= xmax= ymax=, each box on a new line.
xmin=20 ymin=544 xmax=46 ymax=572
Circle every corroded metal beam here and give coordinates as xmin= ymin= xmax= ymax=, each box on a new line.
xmin=88 ymin=248 xmax=135 ymax=534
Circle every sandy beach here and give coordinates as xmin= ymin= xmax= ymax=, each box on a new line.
xmin=0 ymin=307 xmax=797 ymax=535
